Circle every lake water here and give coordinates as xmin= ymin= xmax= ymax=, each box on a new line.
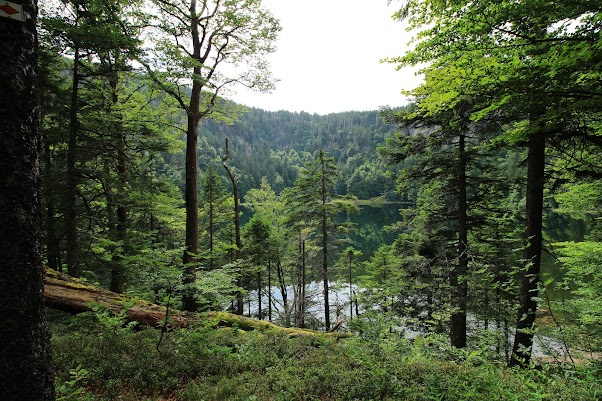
xmin=337 ymin=203 xmax=403 ymax=260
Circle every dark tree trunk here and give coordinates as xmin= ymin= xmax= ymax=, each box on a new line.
xmin=268 ymin=258 xmax=272 ymax=322
xmin=65 ymin=45 xmax=80 ymax=277
xmin=181 ymin=48 xmax=201 ymax=311
xmin=276 ymin=259 xmax=289 ymax=326
xmin=349 ymin=256 xmax=353 ymax=320
xmin=321 ymin=155 xmax=330 ymax=330
xmin=0 ymin=2 xmax=56 ymax=397
xmin=43 ymin=134 xmax=60 ymax=271
xmin=510 ymin=135 xmax=546 ymax=367
xmin=296 ymin=236 xmax=306 ymax=328
xmin=109 ymin=133 xmax=127 ymax=293
xmin=222 ymin=138 xmax=243 ymax=314
xmin=257 ymin=271 xmax=262 ymax=318
xmin=110 ymin=73 xmax=127 ymax=294
xmin=450 ymin=133 xmax=468 ymax=348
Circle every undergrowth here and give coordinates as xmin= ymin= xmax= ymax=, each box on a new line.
xmin=50 ymin=310 xmax=601 ymax=400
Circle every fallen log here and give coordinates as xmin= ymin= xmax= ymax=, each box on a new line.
xmin=44 ymin=269 xmax=348 ymax=338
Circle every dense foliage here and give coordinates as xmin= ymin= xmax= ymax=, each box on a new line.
xmin=19 ymin=0 xmax=602 ymax=398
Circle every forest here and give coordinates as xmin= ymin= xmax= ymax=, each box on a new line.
xmin=1 ymin=0 xmax=602 ymax=400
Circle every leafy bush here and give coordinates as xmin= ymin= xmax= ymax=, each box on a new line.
xmin=51 ymin=312 xmax=601 ymax=400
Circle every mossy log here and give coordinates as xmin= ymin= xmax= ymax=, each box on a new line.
xmin=44 ymin=269 xmax=348 ymax=338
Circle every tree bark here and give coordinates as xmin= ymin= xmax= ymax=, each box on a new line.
xmin=320 ymin=152 xmax=331 ymax=330
xmin=43 ymin=269 xmax=348 ymax=339
xmin=450 ymin=133 xmax=468 ymax=348
xmin=181 ymin=0 xmax=202 ymax=311
xmin=221 ymin=138 xmax=244 ymax=314
xmin=0 ymin=2 xmax=56 ymax=397
xmin=65 ymin=44 xmax=80 ymax=277
xmin=110 ymin=71 xmax=127 ymax=294
xmin=510 ymin=134 xmax=546 ymax=367
xmin=43 ymin=133 xmax=61 ymax=271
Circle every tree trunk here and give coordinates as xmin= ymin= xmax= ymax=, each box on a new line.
xmin=321 ymin=154 xmax=330 ymax=330
xmin=257 ymin=271 xmax=262 ymax=318
xmin=65 ymin=45 xmax=80 ymax=277
xmin=0 ymin=3 xmax=56 ymax=397
xmin=276 ymin=259 xmax=289 ymax=326
xmin=43 ymin=134 xmax=60 ymax=272
xmin=510 ymin=135 xmax=545 ymax=367
xmin=110 ymin=72 xmax=127 ymax=294
xmin=268 ymin=258 xmax=272 ymax=322
xmin=301 ymin=239 xmax=306 ymax=328
xmin=182 ymin=6 xmax=202 ymax=309
xmin=44 ymin=269 xmax=348 ymax=339
xmin=450 ymin=133 xmax=468 ymax=348
xmin=349 ymin=256 xmax=353 ymax=320
xmin=222 ymin=138 xmax=243 ymax=314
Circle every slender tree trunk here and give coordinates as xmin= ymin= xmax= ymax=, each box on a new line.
xmin=277 ymin=259 xmax=289 ymax=326
xmin=299 ymin=238 xmax=306 ymax=328
xmin=65 ymin=45 xmax=80 ymax=277
xmin=321 ymin=155 xmax=330 ymax=330
xmin=109 ymin=73 xmax=126 ymax=294
xmin=349 ymin=255 xmax=353 ymax=320
xmin=268 ymin=258 xmax=272 ymax=322
xmin=110 ymin=134 xmax=127 ymax=293
xmin=208 ymin=198 xmax=214 ymax=268
xmin=484 ymin=287 xmax=489 ymax=331
xmin=222 ymin=138 xmax=243 ymax=314
xmin=0 ymin=2 xmax=56 ymax=396
xmin=43 ymin=134 xmax=60 ymax=271
xmin=257 ymin=267 xmax=262 ymax=318
xmin=450 ymin=133 xmax=468 ymax=348
xmin=182 ymin=0 xmax=201 ymax=311
xmin=510 ymin=135 xmax=546 ymax=367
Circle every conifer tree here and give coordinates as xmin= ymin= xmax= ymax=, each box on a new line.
xmin=288 ymin=149 xmax=356 ymax=329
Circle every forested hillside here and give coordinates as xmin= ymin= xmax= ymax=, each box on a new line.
xmin=2 ymin=0 xmax=602 ymax=400
xmin=176 ymin=108 xmax=403 ymax=199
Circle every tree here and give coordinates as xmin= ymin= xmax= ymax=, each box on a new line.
xmin=144 ymin=0 xmax=280 ymax=311
xmin=288 ymin=149 xmax=356 ymax=329
xmin=222 ymin=138 xmax=244 ymax=313
xmin=339 ymin=247 xmax=362 ymax=320
xmin=390 ymin=0 xmax=602 ymax=366
xmin=0 ymin=1 xmax=55 ymax=397
xmin=200 ymin=165 xmax=230 ymax=270
xmin=244 ymin=214 xmax=272 ymax=319
xmin=41 ymin=0 xmax=143 ymax=277
xmin=245 ymin=177 xmax=292 ymax=322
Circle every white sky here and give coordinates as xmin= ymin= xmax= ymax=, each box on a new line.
xmin=230 ymin=0 xmax=422 ymax=115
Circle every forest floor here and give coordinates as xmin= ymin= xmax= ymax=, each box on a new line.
xmin=50 ymin=309 xmax=601 ymax=401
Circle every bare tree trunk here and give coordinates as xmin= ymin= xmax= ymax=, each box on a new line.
xmin=182 ymin=0 xmax=202 ymax=311
xmin=65 ymin=45 xmax=80 ymax=277
xmin=301 ymin=239 xmax=306 ymax=328
xmin=222 ymin=138 xmax=243 ymax=314
xmin=268 ymin=258 xmax=272 ymax=322
xmin=510 ymin=134 xmax=546 ymax=367
xmin=348 ymin=254 xmax=353 ymax=320
xmin=321 ymin=154 xmax=330 ymax=330
xmin=450 ymin=133 xmax=468 ymax=348
xmin=0 ymin=3 xmax=56 ymax=396
xmin=43 ymin=134 xmax=60 ymax=271
xmin=109 ymin=73 xmax=127 ymax=294
xmin=276 ymin=259 xmax=289 ymax=326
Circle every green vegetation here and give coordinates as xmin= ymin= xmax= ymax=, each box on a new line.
xmin=4 ymin=0 xmax=602 ymax=398
xmin=51 ymin=312 xmax=601 ymax=400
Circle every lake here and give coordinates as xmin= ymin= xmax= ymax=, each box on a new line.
xmin=337 ymin=202 xmax=404 ymax=260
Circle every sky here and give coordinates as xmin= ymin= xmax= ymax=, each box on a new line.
xmin=230 ymin=0 xmax=423 ymax=115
